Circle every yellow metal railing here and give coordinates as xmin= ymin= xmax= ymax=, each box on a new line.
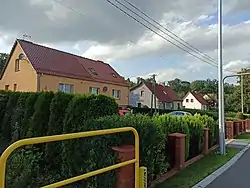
xmin=0 ymin=127 xmax=140 ymax=188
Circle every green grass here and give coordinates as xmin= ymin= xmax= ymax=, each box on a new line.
xmin=235 ymin=132 xmax=250 ymax=140
xmin=155 ymin=147 xmax=240 ymax=188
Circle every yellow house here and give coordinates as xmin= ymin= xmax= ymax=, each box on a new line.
xmin=0 ymin=39 xmax=129 ymax=107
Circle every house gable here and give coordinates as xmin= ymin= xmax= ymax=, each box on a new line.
xmin=182 ymin=92 xmax=202 ymax=109
xmin=0 ymin=41 xmax=37 ymax=92
xmin=130 ymin=82 xmax=156 ymax=108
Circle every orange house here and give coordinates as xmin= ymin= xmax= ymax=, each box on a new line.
xmin=0 ymin=39 xmax=129 ymax=107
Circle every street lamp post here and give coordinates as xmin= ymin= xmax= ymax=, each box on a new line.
xmin=218 ymin=0 xmax=225 ymax=155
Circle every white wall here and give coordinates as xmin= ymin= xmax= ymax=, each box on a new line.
xmin=182 ymin=92 xmax=202 ymax=109
xmin=130 ymin=83 xmax=159 ymax=108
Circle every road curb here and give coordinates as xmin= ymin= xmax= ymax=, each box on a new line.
xmin=192 ymin=142 xmax=250 ymax=188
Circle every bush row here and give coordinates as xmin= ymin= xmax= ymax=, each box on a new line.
xmin=131 ymin=107 xmax=250 ymax=121
xmin=0 ymin=91 xmax=218 ymax=187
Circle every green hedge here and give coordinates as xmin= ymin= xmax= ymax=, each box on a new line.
xmin=1 ymin=92 xmax=21 ymax=140
xmin=2 ymin=90 xmax=218 ymax=187
xmin=3 ymin=91 xmax=119 ymax=188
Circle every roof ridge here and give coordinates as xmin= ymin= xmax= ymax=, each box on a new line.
xmin=17 ymin=39 xmax=106 ymax=64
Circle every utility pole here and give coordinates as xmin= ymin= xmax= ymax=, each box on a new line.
xmin=241 ymin=75 xmax=244 ymax=113
xmin=218 ymin=0 xmax=225 ymax=155
xmin=152 ymin=74 xmax=157 ymax=113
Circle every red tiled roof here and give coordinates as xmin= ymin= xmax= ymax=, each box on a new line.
xmin=191 ymin=92 xmax=208 ymax=105
xmin=144 ymin=82 xmax=182 ymax=102
xmin=16 ymin=39 xmax=128 ymax=86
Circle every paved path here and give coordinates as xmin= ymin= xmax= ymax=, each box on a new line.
xmin=206 ymin=142 xmax=250 ymax=188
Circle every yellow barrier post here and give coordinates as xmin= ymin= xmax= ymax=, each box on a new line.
xmin=140 ymin=166 xmax=147 ymax=188
xmin=0 ymin=127 xmax=140 ymax=188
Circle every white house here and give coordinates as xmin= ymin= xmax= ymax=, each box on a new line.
xmin=130 ymin=81 xmax=182 ymax=110
xmin=182 ymin=91 xmax=208 ymax=110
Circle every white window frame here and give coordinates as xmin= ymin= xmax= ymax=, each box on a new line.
xmin=89 ymin=87 xmax=100 ymax=95
xmin=58 ymin=83 xmax=73 ymax=93
xmin=112 ymin=89 xmax=121 ymax=99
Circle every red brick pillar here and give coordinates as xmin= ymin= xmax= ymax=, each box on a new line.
xmin=243 ymin=120 xmax=246 ymax=132
xmin=203 ymin=128 xmax=209 ymax=155
xmin=168 ymin=133 xmax=186 ymax=170
xmin=226 ymin=121 xmax=234 ymax=139
xmin=246 ymin=119 xmax=250 ymax=131
xmin=112 ymin=145 xmax=135 ymax=188
xmin=234 ymin=121 xmax=240 ymax=136
xmin=239 ymin=121 xmax=243 ymax=133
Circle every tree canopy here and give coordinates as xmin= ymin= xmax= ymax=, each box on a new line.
xmin=0 ymin=53 xmax=9 ymax=72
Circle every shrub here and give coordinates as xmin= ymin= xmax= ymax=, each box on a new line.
xmin=61 ymin=114 xmax=166 ymax=187
xmin=6 ymin=148 xmax=42 ymax=188
xmin=11 ymin=92 xmax=30 ymax=142
xmin=63 ymin=94 xmax=118 ymax=134
xmin=0 ymin=92 xmax=9 ymax=137
xmin=20 ymin=93 xmax=39 ymax=139
xmin=28 ymin=92 xmax=54 ymax=137
xmin=1 ymin=92 xmax=21 ymax=140
xmin=196 ymin=115 xmax=218 ymax=147
xmin=44 ymin=92 xmax=73 ymax=171
xmin=235 ymin=112 xmax=244 ymax=120
xmin=153 ymin=114 xmax=190 ymax=162
xmin=183 ymin=115 xmax=205 ymax=158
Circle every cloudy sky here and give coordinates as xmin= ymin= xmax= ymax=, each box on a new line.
xmin=1 ymin=0 xmax=250 ymax=82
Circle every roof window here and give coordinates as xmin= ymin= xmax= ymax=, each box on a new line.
xmin=88 ymin=68 xmax=98 ymax=75
xmin=112 ymin=73 xmax=117 ymax=78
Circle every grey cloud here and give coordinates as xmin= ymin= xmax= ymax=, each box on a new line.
xmin=0 ymin=0 xmax=220 ymax=46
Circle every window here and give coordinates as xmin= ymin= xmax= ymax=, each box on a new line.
xmin=88 ymin=68 xmax=98 ymax=75
xmin=186 ymin=99 xmax=189 ymax=102
xmin=58 ymin=83 xmax=73 ymax=93
xmin=5 ymin=85 xmax=9 ymax=91
xmin=15 ymin=59 xmax=20 ymax=72
xmin=13 ymin=84 xmax=17 ymax=92
xmin=112 ymin=89 xmax=121 ymax=99
xmin=138 ymin=103 xmax=141 ymax=108
xmin=191 ymin=99 xmax=194 ymax=103
xmin=140 ymin=90 xmax=144 ymax=97
xmin=177 ymin=103 xmax=180 ymax=109
xmin=163 ymin=91 xmax=167 ymax=95
xmin=89 ymin=87 xmax=100 ymax=95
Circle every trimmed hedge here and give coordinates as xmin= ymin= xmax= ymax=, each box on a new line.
xmin=1 ymin=92 xmax=21 ymax=140
xmin=1 ymin=90 xmax=218 ymax=187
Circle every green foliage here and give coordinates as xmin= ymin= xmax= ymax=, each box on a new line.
xmin=153 ymin=114 xmax=190 ymax=161
xmin=63 ymin=94 xmax=118 ymax=134
xmin=11 ymin=93 xmax=30 ymax=142
xmin=0 ymin=92 xmax=9 ymax=136
xmin=182 ymin=115 xmax=204 ymax=158
xmin=6 ymin=148 xmax=42 ymax=188
xmin=20 ymin=93 xmax=39 ymax=139
xmin=235 ymin=112 xmax=244 ymax=120
xmin=44 ymin=92 xmax=73 ymax=170
xmin=28 ymin=92 xmax=54 ymax=137
xmin=1 ymin=92 xmax=21 ymax=140
xmin=0 ymin=53 xmax=9 ymax=72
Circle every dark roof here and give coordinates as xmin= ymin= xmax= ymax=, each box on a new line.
xmin=191 ymin=92 xmax=208 ymax=105
xmin=1 ymin=39 xmax=128 ymax=87
xmin=144 ymin=82 xmax=182 ymax=102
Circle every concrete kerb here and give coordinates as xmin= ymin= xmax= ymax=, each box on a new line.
xmin=192 ymin=141 xmax=250 ymax=188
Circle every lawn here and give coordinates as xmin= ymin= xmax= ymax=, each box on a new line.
xmin=235 ymin=132 xmax=250 ymax=140
xmin=155 ymin=147 xmax=240 ymax=188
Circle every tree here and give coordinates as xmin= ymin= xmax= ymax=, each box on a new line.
xmin=126 ymin=78 xmax=136 ymax=88
xmin=0 ymin=53 xmax=9 ymax=72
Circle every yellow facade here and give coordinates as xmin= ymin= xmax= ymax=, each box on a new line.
xmin=39 ymin=74 xmax=129 ymax=106
xmin=0 ymin=42 xmax=129 ymax=106
xmin=0 ymin=43 xmax=37 ymax=92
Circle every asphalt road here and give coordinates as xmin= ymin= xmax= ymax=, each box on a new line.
xmin=206 ymin=148 xmax=250 ymax=188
